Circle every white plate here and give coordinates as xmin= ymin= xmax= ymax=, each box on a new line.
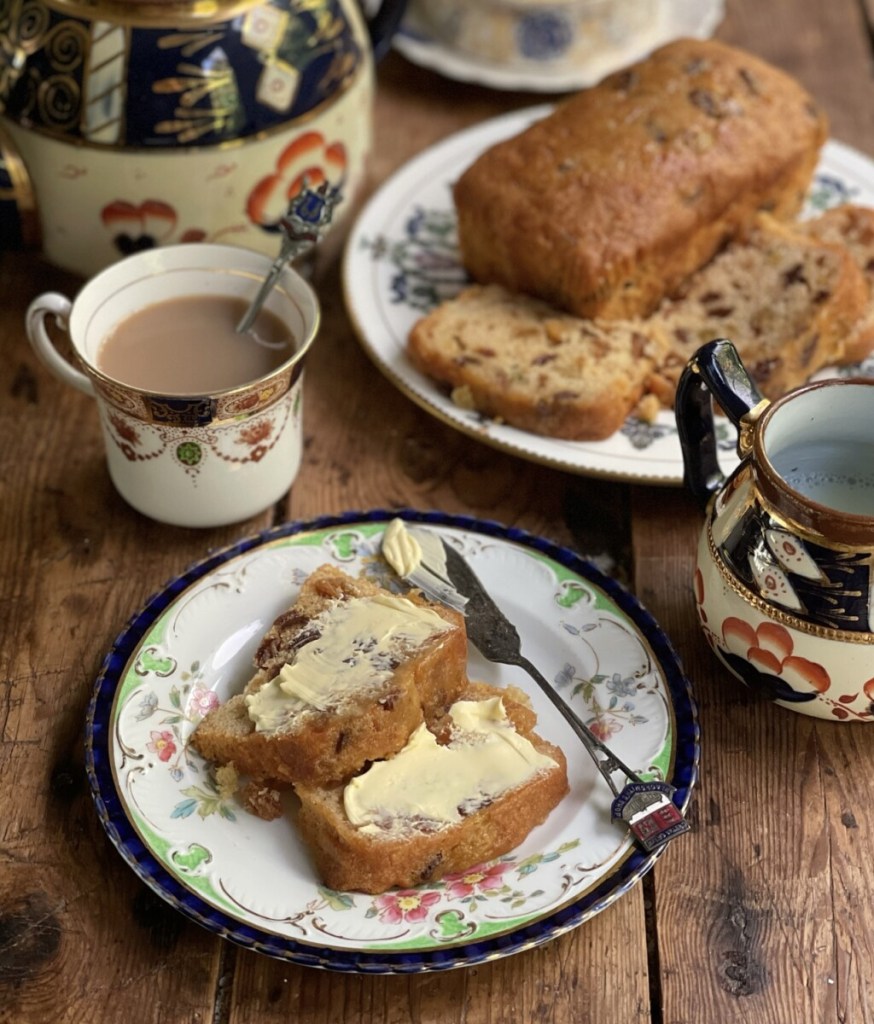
xmin=343 ymin=108 xmax=874 ymax=484
xmin=86 ymin=510 xmax=698 ymax=973
xmin=394 ymin=0 xmax=725 ymax=93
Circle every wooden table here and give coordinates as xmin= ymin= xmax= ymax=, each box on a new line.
xmin=3 ymin=1 xmax=874 ymax=1020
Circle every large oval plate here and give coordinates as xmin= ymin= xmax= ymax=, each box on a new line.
xmin=86 ymin=510 xmax=698 ymax=973
xmin=343 ymin=108 xmax=874 ymax=484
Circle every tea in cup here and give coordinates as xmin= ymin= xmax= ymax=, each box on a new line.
xmin=26 ymin=244 xmax=320 ymax=528
xmin=676 ymin=338 xmax=874 ymax=721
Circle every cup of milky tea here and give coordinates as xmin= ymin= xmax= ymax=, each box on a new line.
xmin=26 ymin=244 xmax=320 ymax=528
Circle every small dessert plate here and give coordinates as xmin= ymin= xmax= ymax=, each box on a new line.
xmin=86 ymin=509 xmax=698 ymax=973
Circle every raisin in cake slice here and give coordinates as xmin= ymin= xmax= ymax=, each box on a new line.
xmin=189 ymin=564 xmax=468 ymax=786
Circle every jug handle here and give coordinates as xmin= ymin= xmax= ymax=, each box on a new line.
xmin=675 ymin=338 xmax=766 ymax=508
xmin=365 ymin=0 xmax=409 ymax=62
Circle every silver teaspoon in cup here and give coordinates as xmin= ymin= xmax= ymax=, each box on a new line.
xmin=236 ymin=178 xmax=343 ymax=335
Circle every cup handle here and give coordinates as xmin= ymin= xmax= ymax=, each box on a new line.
xmin=363 ymin=0 xmax=408 ymax=62
xmin=25 ymin=292 xmax=95 ymax=397
xmin=675 ymin=338 xmax=767 ymax=508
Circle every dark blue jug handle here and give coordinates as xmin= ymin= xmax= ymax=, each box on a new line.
xmin=365 ymin=0 xmax=408 ymax=62
xmin=675 ymin=338 xmax=765 ymax=508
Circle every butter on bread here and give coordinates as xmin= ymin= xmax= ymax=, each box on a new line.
xmin=189 ymin=564 xmax=468 ymax=786
xmin=294 ymin=682 xmax=569 ymax=893
xmin=454 ymin=37 xmax=828 ymax=321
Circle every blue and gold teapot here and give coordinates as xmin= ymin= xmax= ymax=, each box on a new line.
xmin=0 ymin=0 xmax=404 ymax=273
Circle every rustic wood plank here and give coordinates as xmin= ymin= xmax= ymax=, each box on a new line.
xmin=635 ymin=3 xmax=874 ymax=1020
xmin=225 ymin=899 xmax=651 ymax=1024
xmin=0 ymin=253 xmax=253 ymax=1023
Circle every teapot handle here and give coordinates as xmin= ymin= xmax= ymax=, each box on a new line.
xmin=675 ymin=338 xmax=766 ymax=508
xmin=364 ymin=0 xmax=409 ymax=61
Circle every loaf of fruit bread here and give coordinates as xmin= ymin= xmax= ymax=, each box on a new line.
xmin=294 ymin=682 xmax=569 ymax=893
xmin=407 ymin=283 xmax=670 ymax=440
xmin=409 ymin=212 xmax=871 ymax=437
xmin=189 ymin=564 xmax=468 ymax=786
xmin=453 ymin=37 xmax=828 ymax=321
xmin=645 ymin=212 xmax=870 ymax=406
xmin=798 ymin=204 xmax=874 ymax=363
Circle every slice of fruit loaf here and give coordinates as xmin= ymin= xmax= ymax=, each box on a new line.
xmin=294 ymin=682 xmax=569 ymax=893
xmin=645 ymin=213 xmax=871 ymax=406
xmin=407 ymin=283 xmax=670 ymax=440
xmin=798 ymin=204 xmax=874 ymax=363
xmin=189 ymin=564 xmax=468 ymax=786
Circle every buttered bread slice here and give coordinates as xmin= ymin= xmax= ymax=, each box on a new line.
xmin=190 ymin=565 xmax=468 ymax=786
xmin=295 ymin=682 xmax=569 ymax=893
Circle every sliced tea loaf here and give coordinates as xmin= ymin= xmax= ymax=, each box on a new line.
xmin=798 ymin=204 xmax=874 ymax=363
xmin=646 ymin=213 xmax=871 ymax=406
xmin=189 ymin=564 xmax=468 ymax=786
xmin=407 ymin=284 xmax=670 ymax=440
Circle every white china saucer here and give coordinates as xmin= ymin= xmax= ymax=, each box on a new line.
xmin=393 ymin=0 xmax=725 ymax=93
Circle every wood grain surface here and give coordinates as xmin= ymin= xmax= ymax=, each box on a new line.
xmin=2 ymin=1 xmax=873 ymax=1021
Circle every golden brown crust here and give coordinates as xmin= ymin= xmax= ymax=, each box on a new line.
xmin=294 ymin=684 xmax=569 ymax=893
xmin=798 ymin=204 xmax=874 ymax=363
xmin=454 ymin=38 xmax=828 ymax=320
xmin=189 ymin=565 xmax=469 ymax=786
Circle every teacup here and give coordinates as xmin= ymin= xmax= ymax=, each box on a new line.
xmin=26 ymin=244 xmax=320 ymax=529
xmin=676 ymin=338 xmax=874 ymax=721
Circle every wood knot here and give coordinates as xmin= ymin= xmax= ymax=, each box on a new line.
xmin=0 ymin=892 xmax=62 ymax=983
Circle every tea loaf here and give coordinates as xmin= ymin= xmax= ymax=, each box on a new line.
xmin=295 ymin=682 xmax=569 ymax=893
xmin=798 ymin=204 xmax=874 ymax=363
xmin=454 ymin=37 xmax=828 ymax=320
xmin=408 ymin=214 xmax=870 ymax=436
xmin=407 ymin=284 xmax=669 ymax=440
xmin=646 ymin=213 xmax=871 ymax=406
xmin=189 ymin=564 xmax=468 ymax=786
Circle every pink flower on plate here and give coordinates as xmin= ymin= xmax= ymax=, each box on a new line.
xmin=373 ymin=889 xmax=441 ymax=924
xmin=190 ymin=687 xmax=219 ymax=717
xmin=587 ymin=717 xmax=621 ymax=742
xmin=444 ymin=861 xmax=512 ymax=899
xmin=147 ymin=729 xmax=176 ymax=762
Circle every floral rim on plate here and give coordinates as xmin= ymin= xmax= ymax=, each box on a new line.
xmin=85 ymin=509 xmax=699 ymax=973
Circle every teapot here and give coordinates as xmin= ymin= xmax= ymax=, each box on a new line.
xmin=0 ymin=0 xmax=405 ymax=275
xmin=676 ymin=338 xmax=874 ymax=722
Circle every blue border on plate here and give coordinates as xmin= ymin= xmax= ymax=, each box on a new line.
xmin=84 ymin=508 xmax=700 ymax=973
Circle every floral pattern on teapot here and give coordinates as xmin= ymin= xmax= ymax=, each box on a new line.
xmin=0 ymin=0 xmax=374 ymax=273
xmin=0 ymin=0 xmax=362 ymax=146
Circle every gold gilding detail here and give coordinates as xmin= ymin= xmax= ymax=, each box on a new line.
xmin=705 ymin=523 xmax=874 ymax=642
xmin=737 ymin=398 xmax=769 ymax=458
